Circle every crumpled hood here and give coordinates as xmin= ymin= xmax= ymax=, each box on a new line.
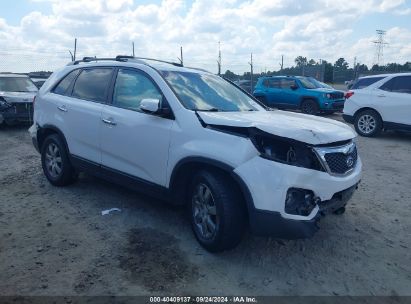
xmin=198 ymin=110 xmax=356 ymax=145
xmin=0 ymin=91 xmax=36 ymax=103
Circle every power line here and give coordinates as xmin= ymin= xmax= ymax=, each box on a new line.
xmin=372 ymin=30 xmax=389 ymax=66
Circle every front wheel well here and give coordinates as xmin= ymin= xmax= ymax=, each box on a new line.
xmin=169 ymin=160 xmax=251 ymax=214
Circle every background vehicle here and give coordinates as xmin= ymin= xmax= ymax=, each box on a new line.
xmin=30 ymin=56 xmax=361 ymax=252
xmin=0 ymin=73 xmax=38 ymax=125
xmin=343 ymin=73 xmax=411 ymax=137
xmin=253 ymin=76 xmax=345 ymax=115
xmin=233 ymin=79 xmax=257 ymax=93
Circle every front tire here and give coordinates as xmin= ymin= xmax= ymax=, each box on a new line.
xmin=189 ymin=170 xmax=246 ymax=252
xmin=354 ymin=109 xmax=382 ymax=137
xmin=301 ymin=99 xmax=319 ymax=115
xmin=41 ymin=134 xmax=77 ymax=186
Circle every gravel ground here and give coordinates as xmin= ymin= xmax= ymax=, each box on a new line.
xmin=0 ymin=116 xmax=410 ymax=296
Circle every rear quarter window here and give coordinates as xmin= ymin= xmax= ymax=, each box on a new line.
xmin=53 ymin=70 xmax=80 ymax=95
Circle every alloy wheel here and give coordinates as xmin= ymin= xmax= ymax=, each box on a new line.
xmin=45 ymin=142 xmax=63 ymax=178
xmin=192 ymin=183 xmax=218 ymax=240
xmin=358 ymin=114 xmax=376 ymax=134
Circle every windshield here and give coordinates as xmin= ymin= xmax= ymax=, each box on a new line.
xmin=306 ymin=77 xmax=332 ymax=89
xmin=0 ymin=77 xmax=38 ymax=92
xmin=161 ymin=71 xmax=262 ymax=112
xmin=297 ymin=77 xmax=317 ymax=89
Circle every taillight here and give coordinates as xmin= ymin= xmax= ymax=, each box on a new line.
xmin=345 ymin=91 xmax=354 ymax=99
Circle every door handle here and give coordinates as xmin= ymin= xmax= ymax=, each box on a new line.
xmin=57 ymin=105 xmax=68 ymax=112
xmin=102 ymin=118 xmax=117 ymax=126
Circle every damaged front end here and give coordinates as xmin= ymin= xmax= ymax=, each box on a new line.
xmin=0 ymin=95 xmax=34 ymax=124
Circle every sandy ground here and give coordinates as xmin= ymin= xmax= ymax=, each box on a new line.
xmin=0 ymin=116 xmax=410 ymax=296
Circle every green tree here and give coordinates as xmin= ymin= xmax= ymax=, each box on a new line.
xmin=295 ymin=56 xmax=307 ymax=67
xmin=223 ymin=70 xmax=237 ymax=80
xmin=335 ymin=57 xmax=349 ymax=69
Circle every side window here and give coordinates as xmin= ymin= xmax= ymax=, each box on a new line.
xmin=380 ymin=78 xmax=396 ymax=92
xmin=112 ymin=69 xmax=162 ymax=111
xmin=53 ymin=70 xmax=80 ymax=96
xmin=262 ymin=79 xmax=270 ymax=88
xmin=281 ymin=79 xmax=296 ymax=89
xmin=391 ymin=76 xmax=411 ymax=94
xmin=269 ymin=79 xmax=281 ymax=88
xmin=72 ymin=68 xmax=113 ymax=102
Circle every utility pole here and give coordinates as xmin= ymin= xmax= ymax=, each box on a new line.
xmin=132 ymin=42 xmax=135 ymax=57
xmin=217 ymin=41 xmax=221 ymax=75
xmin=279 ymin=55 xmax=284 ymax=71
xmin=177 ymin=46 xmax=183 ymax=66
xmin=248 ymin=53 xmax=254 ymax=92
xmin=372 ymin=30 xmax=388 ymax=66
xmin=74 ymin=38 xmax=77 ymax=61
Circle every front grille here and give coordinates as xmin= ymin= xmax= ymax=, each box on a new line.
xmin=324 ymin=145 xmax=358 ymax=174
xmin=330 ymin=92 xmax=344 ymax=99
xmin=314 ymin=142 xmax=358 ymax=175
xmin=13 ymin=102 xmax=32 ymax=114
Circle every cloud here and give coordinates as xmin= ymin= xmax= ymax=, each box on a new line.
xmin=1 ymin=0 xmax=411 ymax=73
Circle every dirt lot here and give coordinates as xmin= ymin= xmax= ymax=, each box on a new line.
xmin=0 ymin=116 xmax=410 ymax=296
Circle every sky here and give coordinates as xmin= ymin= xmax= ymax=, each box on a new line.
xmin=0 ymin=0 xmax=410 ymax=73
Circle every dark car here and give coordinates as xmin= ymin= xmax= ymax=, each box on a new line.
xmin=0 ymin=73 xmax=38 ymax=125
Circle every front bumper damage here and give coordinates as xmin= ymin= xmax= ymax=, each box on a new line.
xmin=0 ymin=102 xmax=34 ymax=124
xmin=234 ymin=155 xmax=362 ymax=239
xmin=249 ymin=183 xmax=358 ymax=238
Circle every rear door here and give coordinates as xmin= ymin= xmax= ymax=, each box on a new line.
xmin=376 ymin=75 xmax=411 ymax=125
xmin=50 ymin=67 xmax=113 ymax=164
xmin=266 ymin=78 xmax=282 ymax=106
xmin=100 ymin=68 xmax=174 ymax=186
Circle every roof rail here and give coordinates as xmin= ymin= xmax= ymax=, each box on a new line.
xmin=116 ymin=55 xmax=183 ymax=67
xmin=68 ymin=55 xmax=183 ymax=67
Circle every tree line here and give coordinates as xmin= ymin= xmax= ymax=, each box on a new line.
xmin=224 ymin=57 xmax=411 ymax=83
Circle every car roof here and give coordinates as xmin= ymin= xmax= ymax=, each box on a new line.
xmin=65 ymin=58 xmax=212 ymax=75
xmin=358 ymin=73 xmax=411 ymax=79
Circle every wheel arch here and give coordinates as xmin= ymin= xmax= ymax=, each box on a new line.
xmin=37 ymin=124 xmax=70 ymax=153
xmin=169 ymin=157 xmax=254 ymax=213
xmin=354 ymin=107 xmax=384 ymax=126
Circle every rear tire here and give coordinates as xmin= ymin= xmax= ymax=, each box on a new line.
xmin=354 ymin=109 xmax=382 ymax=137
xmin=189 ymin=170 xmax=246 ymax=252
xmin=41 ymin=134 xmax=78 ymax=186
xmin=301 ymin=99 xmax=319 ymax=115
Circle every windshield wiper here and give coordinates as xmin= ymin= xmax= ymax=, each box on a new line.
xmin=196 ymin=108 xmax=220 ymax=112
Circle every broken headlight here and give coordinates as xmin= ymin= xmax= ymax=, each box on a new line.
xmin=250 ymin=131 xmax=324 ymax=171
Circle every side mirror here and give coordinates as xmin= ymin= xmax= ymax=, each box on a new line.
xmin=140 ymin=98 xmax=160 ymax=113
xmin=290 ymin=85 xmax=298 ymax=90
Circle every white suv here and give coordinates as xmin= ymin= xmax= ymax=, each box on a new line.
xmin=30 ymin=56 xmax=362 ymax=252
xmin=343 ymin=73 xmax=411 ymax=137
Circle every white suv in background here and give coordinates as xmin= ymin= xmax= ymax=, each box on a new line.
xmin=30 ymin=56 xmax=362 ymax=252
xmin=343 ymin=73 xmax=411 ymax=137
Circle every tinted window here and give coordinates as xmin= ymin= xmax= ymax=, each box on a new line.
xmin=113 ymin=69 xmax=162 ymax=111
xmin=53 ymin=70 xmax=79 ymax=95
xmin=352 ymin=77 xmax=385 ymax=89
xmin=72 ymin=68 xmax=113 ymax=102
xmin=268 ymin=79 xmax=281 ymax=88
xmin=262 ymin=79 xmax=269 ymax=87
xmin=391 ymin=76 xmax=411 ymax=94
xmin=380 ymin=78 xmax=395 ymax=92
